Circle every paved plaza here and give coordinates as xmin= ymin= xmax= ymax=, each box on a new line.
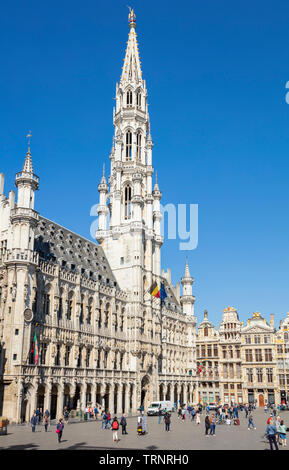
xmin=0 ymin=409 xmax=288 ymax=450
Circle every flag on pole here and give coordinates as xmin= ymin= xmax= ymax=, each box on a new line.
xmin=149 ymin=281 xmax=160 ymax=298
xmin=31 ymin=331 xmax=39 ymax=365
xmin=160 ymin=283 xmax=167 ymax=301
xmin=197 ymin=362 xmax=203 ymax=374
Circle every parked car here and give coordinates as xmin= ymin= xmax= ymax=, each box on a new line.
xmin=147 ymin=401 xmax=174 ymax=416
xmin=207 ymin=403 xmax=218 ymax=411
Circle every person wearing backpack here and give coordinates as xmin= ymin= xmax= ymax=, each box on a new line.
xmin=112 ymin=417 xmax=119 ymax=442
xmin=164 ymin=412 xmax=171 ymax=432
xmin=56 ymin=418 xmax=64 ymax=443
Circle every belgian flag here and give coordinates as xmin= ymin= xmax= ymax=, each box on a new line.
xmin=149 ymin=281 xmax=160 ymax=298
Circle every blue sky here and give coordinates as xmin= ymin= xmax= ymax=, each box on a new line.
xmin=1 ymin=0 xmax=289 ymax=327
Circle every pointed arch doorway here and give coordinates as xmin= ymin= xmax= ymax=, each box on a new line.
xmin=141 ymin=375 xmax=152 ymax=410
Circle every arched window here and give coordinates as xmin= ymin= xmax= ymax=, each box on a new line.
xmin=136 ymin=91 xmax=141 ymax=107
xmin=136 ymin=132 xmax=142 ymax=161
xmin=125 ymin=131 xmax=132 ymax=160
xmin=67 ymin=291 xmax=74 ymax=320
xmin=124 ymin=185 xmax=132 ymax=219
xmin=204 ymin=326 xmax=208 ymax=337
xmin=126 ymin=90 xmax=132 ymax=107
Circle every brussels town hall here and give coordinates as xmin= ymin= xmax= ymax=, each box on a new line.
xmin=0 ymin=11 xmax=197 ymax=423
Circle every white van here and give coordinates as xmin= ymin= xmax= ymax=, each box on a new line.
xmin=147 ymin=401 xmax=174 ymax=416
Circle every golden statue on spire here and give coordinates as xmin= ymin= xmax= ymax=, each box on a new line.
xmin=127 ymin=6 xmax=136 ymax=25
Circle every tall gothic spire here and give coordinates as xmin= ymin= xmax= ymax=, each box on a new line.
xmin=120 ymin=9 xmax=143 ymax=84
xmin=22 ymin=148 xmax=34 ymax=174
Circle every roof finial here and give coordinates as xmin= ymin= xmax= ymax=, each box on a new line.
xmin=127 ymin=6 xmax=136 ymax=27
xmin=26 ymin=130 xmax=32 ymax=153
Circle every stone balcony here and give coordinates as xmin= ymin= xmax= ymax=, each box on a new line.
xmin=10 ymin=207 xmax=39 ymax=222
xmin=4 ymin=248 xmax=39 ymax=265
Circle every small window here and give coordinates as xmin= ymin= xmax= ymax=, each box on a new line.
xmin=15 ymin=329 xmax=19 ymax=335
xmin=13 ymin=354 xmax=17 ymax=360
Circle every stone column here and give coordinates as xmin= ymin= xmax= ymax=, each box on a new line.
xmin=163 ymin=384 xmax=168 ymax=401
xmin=125 ymin=383 xmax=130 ymax=414
xmin=183 ymin=384 xmax=188 ymax=405
xmin=56 ymin=382 xmax=64 ymax=419
xmin=91 ymin=383 xmax=97 ymax=407
xmin=16 ymin=380 xmax=24 ymax=424
xmin=81 ymin=383 xmax=87 ymax=411
xmin=44 ymin=380 xmax=52 ymax=413
xmin=109 ymin=383 xmax=114 ymax=414
xmin=100 ymin=383 xmax=106 ymax=410
xmin=131 ymin=384 xmax=137 ymax=414
xmin=31 ymin=382 xmax=38 ymax=413
xmin=169 ymin=384 xmax=174 ymax=404
xmin=117 ymin=383 xmax=123 ymax=414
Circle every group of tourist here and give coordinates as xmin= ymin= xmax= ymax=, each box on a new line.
xmin=28 ymin=400 xmax=288 ymax=449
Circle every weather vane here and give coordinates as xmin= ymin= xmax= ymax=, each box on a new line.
xmin=26 ymin=130 xmax=32 ymax=151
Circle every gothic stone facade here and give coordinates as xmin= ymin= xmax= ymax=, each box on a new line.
xmin=0 ymin=13 xmax=197 ymax=423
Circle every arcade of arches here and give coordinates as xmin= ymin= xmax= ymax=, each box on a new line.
xmin=18 ymin=378 xmax=196 ymax=422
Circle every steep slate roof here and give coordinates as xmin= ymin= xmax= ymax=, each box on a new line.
xmin=34 ymin=216 xmax=118 ymax=287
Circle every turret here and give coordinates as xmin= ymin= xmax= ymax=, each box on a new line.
xmin=97 ymin=165 xmax=109 ymax=234
xmin=180 ymin=259 xmax=195 ymax=316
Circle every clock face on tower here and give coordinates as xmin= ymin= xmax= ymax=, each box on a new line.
xmin=24 ymin=308 xmax=33 ymax=323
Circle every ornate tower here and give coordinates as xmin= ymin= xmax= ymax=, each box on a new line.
xmin=180 ymin=259 xmax=195 ymax=316
xmin=2 ymin=142 xmax=39 ymax=420
xmin=96 ymin=10 xmax=163 ymax=297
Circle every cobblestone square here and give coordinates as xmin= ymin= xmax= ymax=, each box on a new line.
xmin=1 ymin=409 xmax=288 ymax=450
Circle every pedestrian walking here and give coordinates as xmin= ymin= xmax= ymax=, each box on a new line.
xmin=106 ymin=411 xmax=112 ymax=429
xmin=196 ymin=412 xmax=201 ymax=425
xmin=278 ymin=420 xmax=287 ymax=447
xmin=248 ymin=413 xmax=256 ymax=430
xmin=31 ymin=412 xmax=37 ymax=432
xmin=205 ymin=415 xmax=210 ymax=437
xmin=112 ymin=417 xmax=119 ymax=442
xmin=210 ymin=414 xmax=216 ymax=436
xmin=266 ymin=418 xmax=279 ymax=451
xmin=120 ymin=414 xmax=128 ymax=435
xmin=158 ymin=405 xmax=162 ymax=424
xmin=94 ymin=405 xmax=99 ymax=420
xmin=43 ymin=414 xmax=49 ymax=432
xmin=181 ymin=408 xmax=186 ymax=421
xmin=101 ymin=411 xmax=107 ymax=429
xmin=164 ymin=412 xmax=171 ymax=432
xmin=56 ymin=418 xmax=64 ymax=443
xmin=64 ymin=408 xmax=69 ymax=425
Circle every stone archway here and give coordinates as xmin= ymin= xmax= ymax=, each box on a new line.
xmin=159 ymin=384 xmax=164 ymax=401
xmin=259 ymin=394 xmax=264 ymax=407
xmin=36 ymin=384 xmax=45 ymax=413
xmin=63 ymin=384 xmax=71 ymax=409
xmin=50 ymin=385 xmax=58 ymax=420
xmin=20 ymin=384 xmax=33 ymax=423
xmin=141 ymin=375 xmax=151 ymax=410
